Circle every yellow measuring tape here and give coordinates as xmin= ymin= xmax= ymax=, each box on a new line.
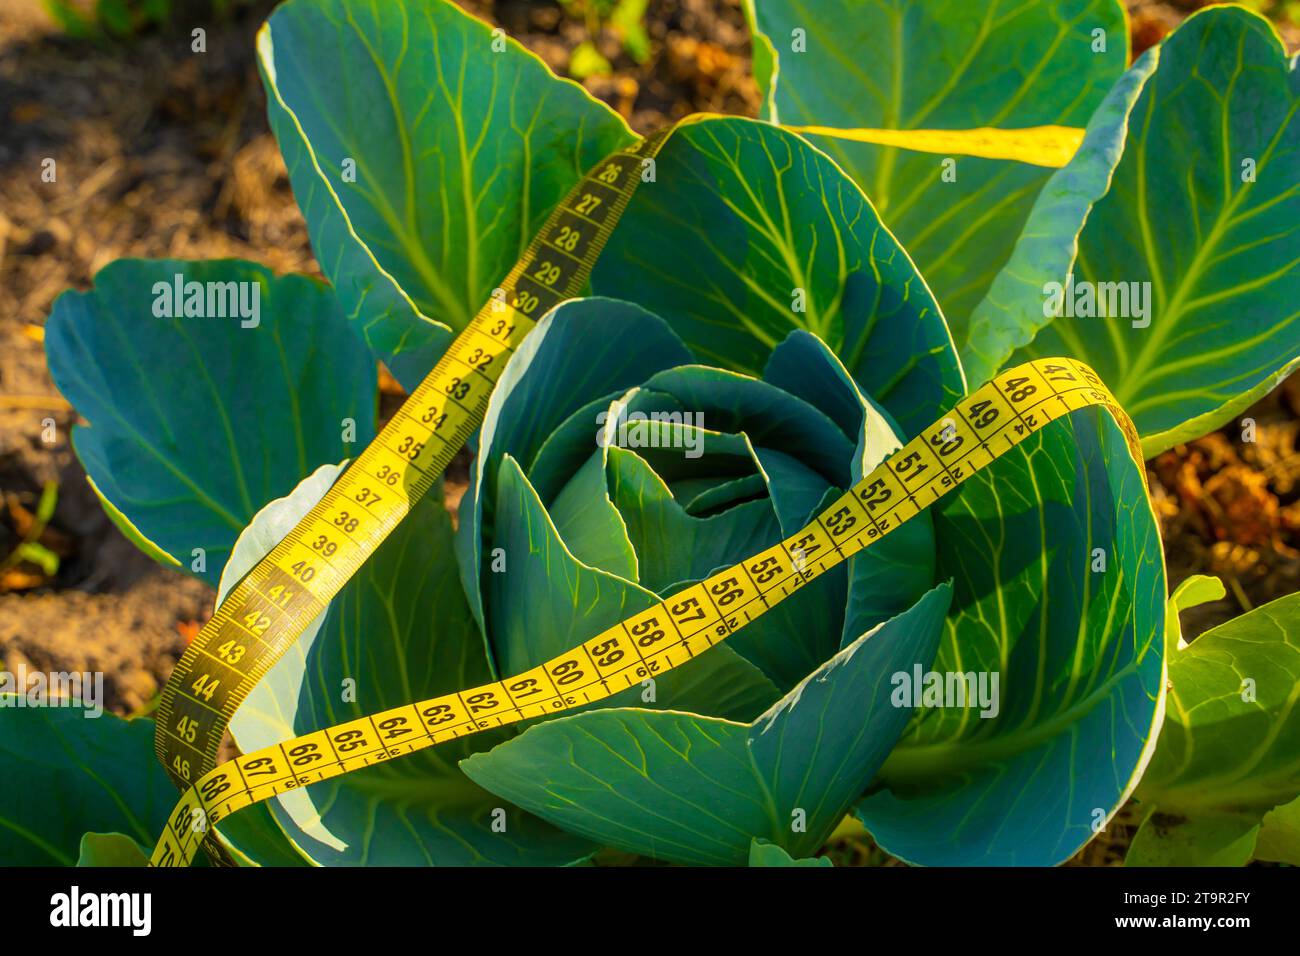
xmin=149 ymin=123 xmax=1142 ymax=868
xmin=780 ymin=124 xmax=1086 ymax=168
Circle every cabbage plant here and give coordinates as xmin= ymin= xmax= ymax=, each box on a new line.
xmin=4 ymin=0 xmax=1299 ymax=867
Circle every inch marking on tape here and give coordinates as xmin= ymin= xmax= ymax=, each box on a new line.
xmin=152 ymin=127 xmax=672 ymax=856
xmin=150 ymin=351 xmax=1139 ymax=867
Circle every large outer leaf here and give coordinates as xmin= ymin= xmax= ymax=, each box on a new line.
xmin=258 ymin=0 xmax=634 ymax=387
xmin=591 ymin=116 xmax=965 ymax=438
xmin=0 ymin=708 xmax=175 ymax=866
xmin=227 ymin=467 xmax=597 ymax=866
xmin=743 ymin=0 xmax=1127 ymax=337
xmin=1002 ymin=9 xmax=1300 ymax=455
xmin=962 ymin=50 xmax=1158 ymax=386
xmin=1128 ymin=592 xmax=1300 ymax=866
xmin=857 ymin=408 xmax=1165 ymax=865
xmin=45 ymin=259 xmax=376 ymax=586
xmin=462 ymin=584 xmax=950 ymax=866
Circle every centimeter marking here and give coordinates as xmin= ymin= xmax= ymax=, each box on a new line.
xmin=152 ymin=129 xmax=672 ymax=855
xmin=151 ymin=355 xmax=1142 ymax=867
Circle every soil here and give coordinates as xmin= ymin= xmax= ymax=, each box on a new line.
xmin=0 ymin=0 xmax=1297 ymax=863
